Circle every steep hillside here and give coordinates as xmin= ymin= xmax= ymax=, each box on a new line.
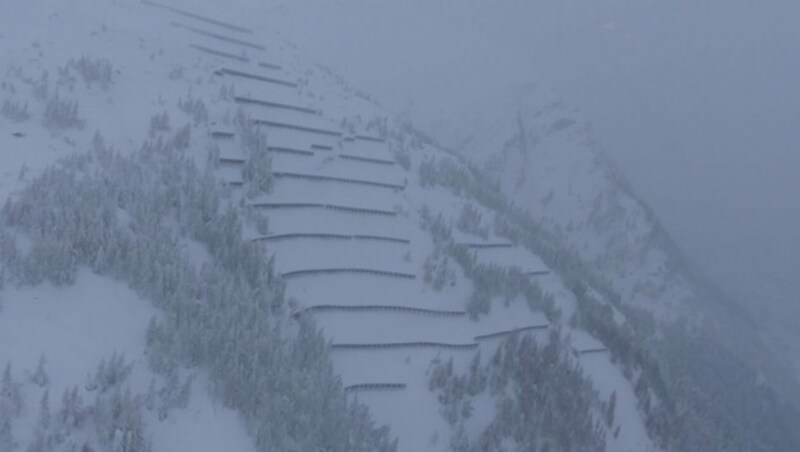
xmin=1 ymin=1 xmax=798 ymax=452
xmin=429 ymin=82 xmax=800 ymax=449
xmin=429 ymin=83 xmax=695 ymax=319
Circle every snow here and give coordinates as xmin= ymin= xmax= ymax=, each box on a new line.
xmin=270 ymin=152 xmax=401 ymax=182
xmin=468 ymin=246 xmax=550 ymax=275
xmin=472 ymin=302 xmax=549 ymax=338
xmin=225 ymin=76 xmax=304 ymax=105
xmin=578 ymin=354 xmax=655 ymax=452
xmin=430 ymin=83 xmax=695 ymax=321
xmin=349 ymin=379 xmax=453 ymax=452
xmin=262 ymin=207 xmax=407 ymax=238
xmin=242 ymin=105 xmax=333 ymax=131
xmin=0 ymin=269 xmax=153 ymax=396
xmin=0 ymin=268 xmax=255 ymax=452
xmin=256 ymin=126 xmax=339 ymax=151
xmin=149 ymin=375 xmax=256 ymax=452
xmin=0 ymin=0 xmax=664 ymax=450
xmin=266 ymin=239 xmax=411 ymax=274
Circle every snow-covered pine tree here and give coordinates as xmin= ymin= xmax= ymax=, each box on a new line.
xmin=27 ymin=390 xmax=52 ymax=452
xmin=1 ymin=364 xmax=22 ymax=418
xmin=31 ymin=356 xmax=49 ymax=388
xmin=0 ymin=417 xmax=14 ymax=452
xmin=59 ymin=386 xmax=84 ymax=433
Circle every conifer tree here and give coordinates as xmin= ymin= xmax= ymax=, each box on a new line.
xmin=1 ymin=364 xmax=22 ymax=417
xmin=31 ymin=356 xmax=48 ymax=388
xmin=27 ymin=391 xmax=51 ymax=452
xmin=0 ymin=417 xmax=14 ymax=452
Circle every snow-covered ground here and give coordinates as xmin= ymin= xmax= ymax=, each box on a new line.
xmin=0 ymin=1 xmax=662 ymax=450
xmin=0 ymin=269 xmax=256 ymax=452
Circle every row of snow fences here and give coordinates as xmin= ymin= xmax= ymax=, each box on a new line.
xmin=524 ymin=270 xmax=551 ymax=277
xmin=219 ymin=156 xmax=245 ymax=164
xmin=339 ymin=154 xmax=395 ymax=166
xmin=462 ymin=242 xmax=514 ymax=249
xmin=573 ymin=347 xmax=608 ymax=356
xmin=344 ymin=383 xmax=407 ymax=392
xmin=234 ymin=96 xmax=319 ymax=115
xmin=252 ymin=118 xmax=340 ymax=136
xmin=258 ymin=61 xmax=281 ymax=71
xmin=311 ymin=144 xmax=334 ymax=151
xmin=190 ymin=44 xmax=249 ymax=63
xmin=171 ymin=22 xmax=266 ymax=51
xmin=355 ymin=134 xmax=385 ymax=143
xmin=266 ymin=146 xmax=314 ymax=157
xmin=473 ymin=325 xmax=549 ymax=341
xmin=210 ymin=130 xmax=235 ymax=139
xmin=217 ymin=68 xmax=298 ymax=88
xmin=272 ymin=171 xmax=405 ymax=191
xmin=248 ymin=201 xmax=397 ymax=217
xmin=253 ymin=233 xmax=409 ymax=244
xmin=293 ymin=304 xmax=467 ymax=318
xmin=142 ymin=0 xmax=254 ymax=34
xmin=281 ymin=268 xmax=416 ymax=280
xmin=331 ymin=342 xmax=478 ymax=351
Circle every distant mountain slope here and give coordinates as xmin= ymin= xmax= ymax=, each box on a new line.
xmin=428 ymin=81 xmax=800 ymax=449
xmin=430 ymin=83 xmax=694 ymax=319
xmin=1 ymin=1 xmax=799 ymax=452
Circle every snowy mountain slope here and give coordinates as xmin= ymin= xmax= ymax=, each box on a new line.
xmin=0 ymin=1 xmax=655 ymax=450
xmin=0 ymin=1 xmax=393 ymax=450
xmin=0 ymin=270 xmax=256 ymax=452
xmin=187 ymin=24 xmax=655 ymax=446
xmin=427 ymin=82 xmax=800 ymax=447
xmin=2 ymin=1 xmax=798 ymax=451
xmin=429 ymin=83 xmax=695 ymax=320
xmin=191 ymin=2 xmax=799 ymax=450
xmin=427 ymin=80 xmax=799 ymax=351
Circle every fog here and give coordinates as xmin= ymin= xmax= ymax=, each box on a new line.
xmin=259 ymin=0 xmax=800 ymax=355
xmin=2 ymin=1 xmax=798 ymax=448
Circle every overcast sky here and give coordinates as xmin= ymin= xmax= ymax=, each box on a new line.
xmin=257 ymin=0 xmax=800 ymax=337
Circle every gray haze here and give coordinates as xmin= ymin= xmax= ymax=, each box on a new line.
xmin=261 ymin=0 xmax=800 ymax=358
